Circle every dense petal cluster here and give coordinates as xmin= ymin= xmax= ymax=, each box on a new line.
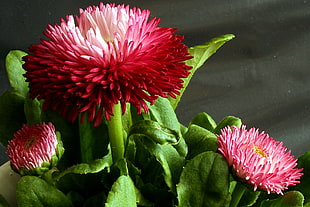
xmin=217 ymin=125 xmax=303 ymax=194
xmin=23 ymin=3 xmax=192 ymax=126
xmin=7 ymin=122 xmax=58 ymax=173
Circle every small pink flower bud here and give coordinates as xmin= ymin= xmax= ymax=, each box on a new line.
xmin=7 ymin=122 xmax=62 ymax=175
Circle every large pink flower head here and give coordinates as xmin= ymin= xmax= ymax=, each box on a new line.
xmin=23 ymin=3 xmax=192 ymax=126
xmin=216 ymin=125 xmax=303 ymax=195
xmin=7 ymin=122 xmax=60 ymax=175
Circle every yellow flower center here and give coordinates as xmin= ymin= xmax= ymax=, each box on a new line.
xmin=253 ymin=145 xmax=267 ymax=157
xmin=25 ymin=134 xmax=36 ymax=151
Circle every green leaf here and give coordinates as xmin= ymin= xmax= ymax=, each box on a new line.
xmin=148 ymin=97 xmax=189 ymax=157
xmin=84 ymin=192 xmax=106 ymax=207
xmin=55 ymin=153 xmax=112 ymax=181
xmin=260 ymin=191 xmax=304 ymax=207
xmin=187 ymin=34 xmax=235 ymax=70
xmin=16 ymin=176 xmax=72 ymax=207
xmin=105 ymin=175 xmax=137 ymax=207
xmin=0 ymin=194 xmax=10 ymax=207
xmin=134 ymin=185 xmax=153 ymax=207
xmin=5 ymin=50 xmax=29 ymax=98
xmin=239 ymin=189 xmax=261 ymax=207
xmin=169 ymin=34 xmax=235 ymax=109
xmin=66 ymin=191 xmax=84 ymax=207
xmin=129 ymin=120 xmax=179 ymax=145
xmin=293 ymin=150 xmax=310 ymax=203
xmin=148 ymin=96 xmax=181 ymax=132
xmin=79 ymin=115 xmax=110 ymax=163
xmin=173 ymin=136 xmax=188 ymax=158
xmin=24 ymin=96 xmax=42 ymax=125
xmin=0 ymin=90 xmax=26 ymax=146
xmin=184 ymin=124 xmax=218 ymax=159
xmin=137 ymin=137 xmax=185 ymax=190
xmin=213 ymin=116 xmax=242 ymax=134
xmin=122 ymin=103 xmax=133 ymax=135
xmin=56 ymin=173 xmax=105 ymax=199
xmin=55 ymin=131 xmax=65 ymax=162
xmin=117 ymin=159 xmax=141 ymax=181
xmin=177 ymin=151 xmax=230 ymax=207
xmin=189 ymin=112 xmax=217 ymax=132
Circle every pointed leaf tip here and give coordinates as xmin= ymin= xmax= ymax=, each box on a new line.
xmin=5 ymin=50 xmax=29 ymax=98
xmin=169 ymin=34 xmax=235 ymax=109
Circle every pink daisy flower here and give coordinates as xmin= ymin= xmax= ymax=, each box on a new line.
xmin=23 ymin=3 xmax=192 ymax=126
xmin=7 ymin=122 xmax=58 ymax=174
xmin=217 ymin=125 xmax=303 ymax=194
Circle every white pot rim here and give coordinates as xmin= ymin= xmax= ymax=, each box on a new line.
xmin=0 ymin=161 xmax=20 ymax=207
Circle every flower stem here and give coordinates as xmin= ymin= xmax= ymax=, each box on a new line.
xmin=107 ymin=102 xmax=125 ymax=163
xmin=230 ymin=182 xmax=247 ymax=207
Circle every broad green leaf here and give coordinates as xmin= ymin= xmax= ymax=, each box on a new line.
xmin=84 ymin=192 xmax=106 ymax=207
xmin=105 ymin=175 xmax=137 ymax=207
xmin=137 ymin=137 xmax=185 ymax=190
xmin=0 ymin=90 xmax=26 ymax=146
xmin=79 ymin=115 xmax=110 ymax=163
xmin=114 ymin=158 xmax=140 ymax=177
xmin=5 ymin=50 xmax=29 ymax=98
xmin=184 ymin=124 xmax=218 ymax=159
xmin=169 ymin=34 xmax=235 ymax=109
xmin=173 ymin=136 xmax=188 ymax=158
xmin=177 ymin=151 xmax=230 ymax=207
xmin=213 ymin=116 xmax=242 ymax=134
xmin=186 ymin=34 xmax=235 ymax=71
xmin=129 ymin=120 xmax=179 ymax=145
xmin=293 ymin=150 xmax=310 ymax=203
xmin=176 ymin=125 xmax=189 ymax=158
xmin=189 ymin=112 xmax=217 ymax=132
xmin=16 ymin=176 xmax=72 ymax=207
xmin=122 ymin=103 xmax=133 ymax=135
xmin=238 ymin=189 xmax=261 ymax=207
xmin=111 ymin=159 xmax=152 ymax=206
xmin=124 ymin=132 xmax=137 ymax=162
xmin=137 ymin=182 xmax=173 ymax=206
xmin=148 ymin=97 xmax=181 ymax=132
xmin=55 ymin=131 xmax=65 ymax=162
xmin=134 ymin=185 xmax=153 ymax=207
xmin=24 ymin=96 xmax=42 ymax=125
xmin=55 ymin=153 xmax=112 ymax=181
xmin=66 ymin=191 xmax=84 ymax=207
xmin=0 ymin=194 xmax=10 ymax=207
xmin=56 ymin=173 xmax=106 ymax=199
xmin=260 ymin=191 xmax=304 ymax=207
xmin=147 ymin=96 xmax=190 ymax=157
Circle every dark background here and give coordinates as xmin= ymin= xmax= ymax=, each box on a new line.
xmin=0 ymin=0 xmax=309 ymax=165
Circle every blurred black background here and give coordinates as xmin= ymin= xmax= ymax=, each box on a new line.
xmin=0 ymin=0 xmax=309 ymax=165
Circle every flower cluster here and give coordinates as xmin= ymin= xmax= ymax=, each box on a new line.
xmin=1 ymin=2 xmax=307 ymax=207
xmin=23 ymin=3 xmax=192 ymax=126
xmin=217 ymin=125 xmax=304 ymax=194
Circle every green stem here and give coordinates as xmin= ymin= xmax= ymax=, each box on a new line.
xmin=107 ymin=102 xmax=125 ymax=163
xmin=230 ymin=182 xmax=247 ymax=207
